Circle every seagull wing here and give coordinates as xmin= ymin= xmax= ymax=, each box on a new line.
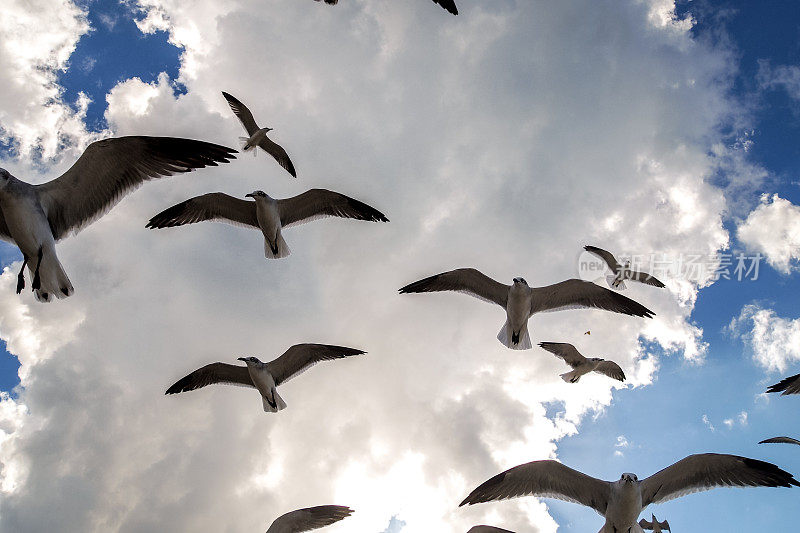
xmin=766 ymin=373 xmax=800 ymax=395
xmin=759 ymin=436 xmax=800 ymax=446
xmin=594 ymin=360 xmax=626 ymax=382
xmin=266 ymin=505 xmax=353 ymax=533
xmin=467 ymin=527 xmax=515 ymax=533
xmin=36 ymin=136 xmax=236 ymax=240
xmin=146 ymin=192 xmax=258 ymax=229
xmin=459 ymin=459 xmax=612 ymax=516
xmin=277 ymin=189 xmax=389 ymax=228
xmin=584 ymin=245 xmax=620 ymax=273
xmin=221 ymin=91 xmax=260 ymax=136
xmin=164 ymin=363 xmax=253 ymax=394
xmin=266 ymin=344 xmax=365 ymax=387
xmin=640 ymin=453 xmax=799 ymax=506
xmin=313 ymin=0 xmax=339 ymax=5
xmin=630 ymin=270 xmax=666 ymax=288
xmin=433 ymin=0 xmax=458 ymax=15
xmin=399 ymin=268 xmax=510 ymax=308
xmin=639 ymin=518 xmax=653 ymax=529
xmin=538 ymin=342 xmax=586 ymax=368
xmin=259 ymin=136 xmax=297 ymax=178
xmin=530 ymin=279 xmax=655 ymax=318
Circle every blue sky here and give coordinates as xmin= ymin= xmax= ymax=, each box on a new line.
xmin=1 ymin=1 xmax=799 ymax=532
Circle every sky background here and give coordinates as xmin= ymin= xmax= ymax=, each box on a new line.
xmin=0 ymin=1 xmax=799 ymax=532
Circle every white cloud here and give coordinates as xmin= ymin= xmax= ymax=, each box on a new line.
xmin=0 ymin=0 xmax=758 ymax=531
xmin=737 ymin=194 xmax=800 ymax=274
xmin=730 ymin=304 xmax=800 ymax=372
xmin=757 ymin=59 xmax=800 ymax=102
xmin=702 ymin=414 xmax=715 ymax=432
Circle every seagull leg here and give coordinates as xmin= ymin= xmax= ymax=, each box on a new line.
xmin=31 ymin=247 xmax=43 ymax=291
xmin=16 ymin=257 xmax=28 ymax=294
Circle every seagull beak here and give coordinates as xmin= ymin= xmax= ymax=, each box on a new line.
xmin=237 ymin=357 xmax=247 ymax=362
xmin=245 ymin=193 xmax=254 ymax=198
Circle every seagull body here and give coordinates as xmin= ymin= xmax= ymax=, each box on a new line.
xmin=0 ymin=137 xmax=235 ymax=301
xmin=459 ymin=454 xmax=798 ymax=533
xmin=538 ymin=342 xmax=626 ymax=383
xmin=399 ymin=269 xmax=654 ymax=350
xmin=265 ymin=505 xmax=353 ymax=533
xmin=639 ymin=514 xmax=670 ymax=532
xmin=767 ymin=373 xmax=800 ymax=395
xmin=759 ymin=436 xmax=800 ymax=446
xmin=584 ymin=246 xmax=665 ymax=290
xmin=147 ymin=189 xmax=388 ymax=259
xmin=165 ymin=343 xmax=365 ymax=412
xmin=313 ymin=0 xmax=458 ymax=15
xmin=222 ymin=91 xmax=296 ymax=178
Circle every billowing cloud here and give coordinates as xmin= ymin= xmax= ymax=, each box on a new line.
xmin=0 ymin=1 xmax=757 ymax=531
xmin=757 ymin=59 xmax=800 ymax=102
xmin=737 ymin=194 xmax=800 ymax=274
xmin=730 ymin=304 xmax=800 ymax=372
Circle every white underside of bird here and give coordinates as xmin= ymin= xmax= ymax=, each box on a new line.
xmin=245 ymin=362 xmax=287 ymax=412
xmin=252 ymin=193 xmax=291 ymax=259
xmin=497 ymin=281 xmax=533 ymax=350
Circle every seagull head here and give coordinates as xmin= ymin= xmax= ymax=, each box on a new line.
xmin=237 ymin=356 xmax=263 ymax=365
xmin=620 ymin=473 xmax=638 ymax=484
xmin=512 ymin=277 xmax=528 ymax=286
xmin=245 ymin=190 xmax=268 ymax=199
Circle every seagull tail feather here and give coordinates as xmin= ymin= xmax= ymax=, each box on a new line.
xmin=497 ymin=320 xmax=532 ymax=350
xmin=31 ymin=250 xmax=73 ymax=302
xmin=262 ymin=389 xmax=287 ymax=413
xmin=606 ymin=274 xmax=626 ymax=290
xmin=561 ymin=370 xmax=580 ymax=383
xmin=264 ymin=234 xmax=291 ymax=259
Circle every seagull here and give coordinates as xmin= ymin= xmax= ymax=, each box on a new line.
xmin=467 ymin=527 xmax=515 ymax=533
xmin=147 ymin=189 xmax=388 ymax=259
xmin=767 ymin=373 xmax=800 ymax=395
xmin=639 ymin=514 xmax=670 ymax=532
xmin=0 ymin=137 xmax=235 ymax=302
xmin=538 ymin=342 xmax=626 ymax=383
xmin=759 ymin=436 xmax=800 ymax=446
xmin=265 ymin=505 xmax=353 ymax=533
xmin=584 ymin=246 xmax=666 ymax=290
xmin=221 ymin=91 xmax=296 ymax=178
xmin=459 ymin=454 xmax=799 ymax=533
xmin=313 ymin=0 xmax=458 ymax=15
xmin=165 ymin=343 xmax=365 ymax=412
xmin=398 ymin=269 xmax=654 ymax=350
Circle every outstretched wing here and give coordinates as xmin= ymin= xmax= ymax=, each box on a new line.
xmin=36 ymin=136 xmax=236 ymax=240
xmin=538 ymin=342 xmax=586 ymax=368
xmin=584 ymin=245 xmax=620 ymax=273
xmin=222 ymin=91 xmax=260 ymax=136
xmin=467 ymin=527 xmax=515 ymax=533
xmin=530 ymin=279 xmax=654 ymax=318
xmin=759 ymin=436 xmax=800 ymax=446
xmin=640 ymin=453 xmax=799 ymax=507
xmin=146 ymin=192 xmax=258 ymax=229
xmin=766 ymin=373 xmax=800 ymax=395
xmin=399 ymin=268 xmax=510 ymax=308
xmin=459 ymin=459 xmax=612 ymax=516
xmin=266 ymin=505 xmax=353 ymax=533
xmin=277 ymin=189 xmax=388 ymax=228
xmin=433 ymin=0 xmax=458 ymax=15
xmin=594 ymin=360 xmax=626 ymax=382
xmin=259 ymin=136 xmax=297 ymax=178
xmin=266 ymin=344 xmax=365 ymax=386
xmin=630 ymin=270 xmax=666 ymax=288
xmin=165 ymin=363 xmax=253 ymax=394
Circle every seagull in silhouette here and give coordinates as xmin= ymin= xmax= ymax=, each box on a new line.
xmin=265 ymin=505 xmax=353 ymax=533
xmin=399 ymin=269 xmax=654 ymax=350
xmin=584 ymin=246 xmax=666 ymax=290
xmin=166 ymin=344 xmax=365 ymax=412
xmin=467 ymin=527 xmax=515 ymax=533
xmin=221 ymin=91 xmax=296 ymax=178
xmin=0 ymin=137 xmax=235 ymax=302
xmin=759 ymin=436 xmax=800 ymax=446
xmin=639 ymin=514 xmax=670 ymax=532
xmin=538 ymin=342 xmax=626 ymax=383
xmin=767 ymin=373 xmax=800 ymax=395
xmin=147 ymin=189 xmax=388 ymax=258
xmin=460 ymin=454 xmax=798 ymax=533
xmin=313 ymin=0 xmax=458 ymax=15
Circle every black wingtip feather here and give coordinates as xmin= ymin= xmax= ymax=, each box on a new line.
xmin=459 ymin=471 xmax=508 ymax=506
xmin=740 ymin=456 xmax=800 ymax=487
xmin=766 ymin=373 xmax=800 ymax=395
xmin=398 ymin=273 xmax=440 ymax=294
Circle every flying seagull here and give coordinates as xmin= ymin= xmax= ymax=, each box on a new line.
xmin=265 ymin=505 xmax=353 ymax=533
xmin=165 ymin=343 xmax=365 ymax=412
xmin=459 ymin=454 xmax=799 ymax=533
xmin=538 ymin=342 xmax=626 ymax=383
xmin=221 ymin=91 xmax=297 ymax=178
xmin=584 ymin=245 xmax=666 ymax=290
xmin=0 ymin=137 xmax=235 ymax=302
xmin=399 ymin=269 xmax=654 ymax=350
xmin=767 ymin=373 xmax=800 ymax=395
xmin=313 ymin=0 xmax=458 ymax=15
xmin=759 ymin=436 xmax=800 ymax=446
xmin=147 ymin=189 xmax=388 ymax=258
xmin=639 ymin=514 xmax=670 ymax=532
xmin=467 ymin=527 xmax=515 ymax=533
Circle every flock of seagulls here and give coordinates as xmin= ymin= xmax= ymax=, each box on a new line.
xmin=1 ymin=2 xmax=797 ymax=532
